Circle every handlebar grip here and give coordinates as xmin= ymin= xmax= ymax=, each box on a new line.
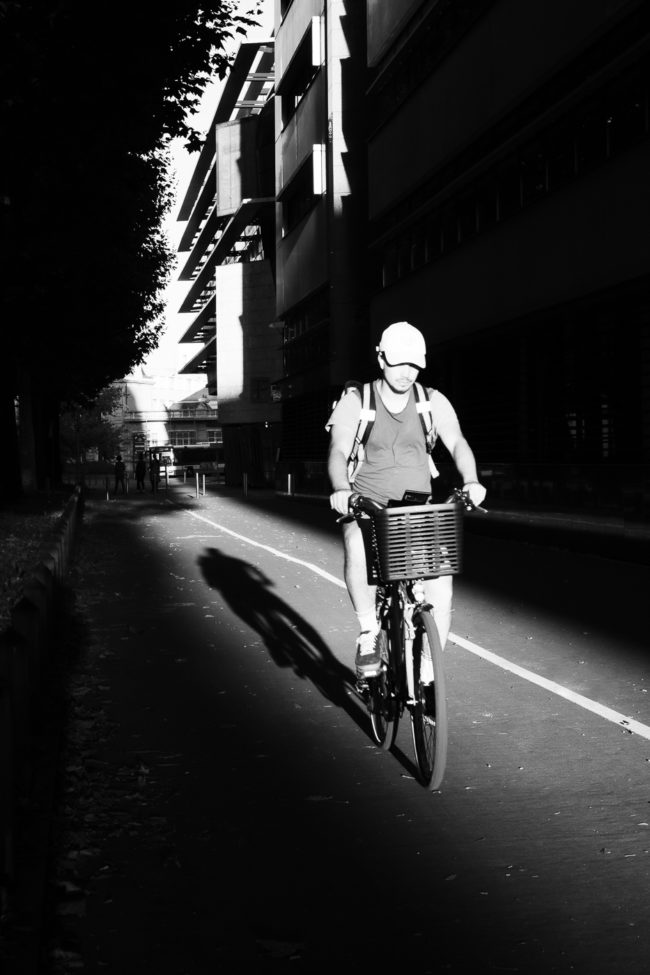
xmin=348 ymin=493 xmax=384 ymax=517
xmin=445 ymin=488 xmax=488 ymax=513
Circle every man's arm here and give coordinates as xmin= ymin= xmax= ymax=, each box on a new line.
xmin=436 ymin=412 xmax=487 ymax=507
xmin=328 ymin=424 xmax=356 ymax=515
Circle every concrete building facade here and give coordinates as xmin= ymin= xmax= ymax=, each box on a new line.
xmin=272 ymin=0 xmax=367 ymax=492
xmin=365 ymin=0 xmax=650 ymax=512
xmin=176 ymin=39 xmax=282 ymax=487
xmin=175 ymin=1 xmax=649 ymax=515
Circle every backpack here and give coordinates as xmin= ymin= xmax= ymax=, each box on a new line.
xmin=339 ymin=380 xmax=441 ymax=482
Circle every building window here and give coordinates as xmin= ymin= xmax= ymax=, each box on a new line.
xmin=281 ymin=156 xmax=320 ymax=236
xmin=606 ymin=75 xmax=648 ymax=155
xmin=546 ymin=125 xmax=576 ymax=192
xmin=207 ymin=428 xmax=223 ymax=444
xmin=475 ymin=181 xmax=498 ymax=233
xmin=170 ymin=431 xmax=197 ymax=446
xmin=370 ymin=54 xmax=650 ymax=291
xmin=519 ymin=148 xmax=548 ymax=206
xmin=278 ymin=21 xmax=322 ymax=127
xmin=575 ymin=109 xmax=608 ymax=175
xmin=282 ymin=289 xmax=329 ymax=378
xmin=251 ymin=378 xmax=271 ymax=402
xmin=457 ymin=195 xmax=478 ymax=243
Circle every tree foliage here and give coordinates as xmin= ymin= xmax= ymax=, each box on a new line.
xmin=0 ymin=1 xmax=261 ymax=495
xmin=59 ymin=388 xmax=127 ymax=465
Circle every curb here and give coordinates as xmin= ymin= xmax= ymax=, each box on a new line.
xmin=0 ymin=485 xmax=83 ymax=967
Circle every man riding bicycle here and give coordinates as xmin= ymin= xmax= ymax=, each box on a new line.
xmin=326 ymin=321 xmax=487 ymax=680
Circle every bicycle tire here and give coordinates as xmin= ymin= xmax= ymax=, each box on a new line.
xmin=368 ymin=626 xmax=399 ymax=750
xmin=410 ymin=611 xmax=448 ymax=790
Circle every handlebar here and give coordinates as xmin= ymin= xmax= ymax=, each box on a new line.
xmin=444 ymin=487 xmax=488 ymax=514
xmin=348 ymin=494 xmax=384 ymax=517
xmin=341 ymin=488 xmax=487 ymax=522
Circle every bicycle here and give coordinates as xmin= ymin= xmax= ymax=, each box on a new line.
xmin=346 ymin=487 xmax=482 ymax=791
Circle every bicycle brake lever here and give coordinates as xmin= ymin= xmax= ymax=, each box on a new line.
xmin=336 ymin=513 xmax=354 ymax=524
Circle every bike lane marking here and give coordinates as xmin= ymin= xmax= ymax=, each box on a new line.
xmin=181 ymin=506 xmax=650 ymax=742
xmin=182 ymin=508 xmax=347 ymax=589
xmin=450 ymin=634 xmax=650 ymax=741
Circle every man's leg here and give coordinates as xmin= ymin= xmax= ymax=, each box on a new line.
xmin=341 ymin=519 xmax=385 ymax=677
xmin=341 ymin=519 xmax=376 ymax=629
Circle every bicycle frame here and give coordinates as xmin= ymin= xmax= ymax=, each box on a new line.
xmin=345 ymin=490 xmax=473 ymax=790
xmin=381 ymin=579 xmax=422 ymax=705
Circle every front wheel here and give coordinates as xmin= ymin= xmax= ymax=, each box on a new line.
xmin=410 ymin=612 xmax=448 ymax=790
xmin=368 ymin=628 xmax=399 ymax=751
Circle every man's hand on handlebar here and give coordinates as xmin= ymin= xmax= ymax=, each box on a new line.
xmin=330 ymin=488 xmax=354 ymax=517
xmin=463 ymin=481 xmax=487 ymax=509
xmin=447 ymin=484 xmax=488 ymax=512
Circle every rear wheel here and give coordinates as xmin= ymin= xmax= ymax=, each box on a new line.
xmin=410 ymin=611 xmax=448 ymax=790
xmin=368 ymin=627 xmax=399 ymax=750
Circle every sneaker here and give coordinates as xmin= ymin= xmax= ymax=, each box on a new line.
xmin=355 ymin=628 xmax=384 ymax=679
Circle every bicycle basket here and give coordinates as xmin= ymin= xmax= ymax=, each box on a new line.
xmin=370 ymin=502 xmax=463 ymax=582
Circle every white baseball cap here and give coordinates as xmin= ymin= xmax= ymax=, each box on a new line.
xmin=377 ymin=321 xmax=426 ymax=369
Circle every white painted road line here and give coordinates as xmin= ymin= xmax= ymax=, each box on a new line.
xmin=449 ymin=634 xmax=650 ymax=741
xmin=184 ymin=508 xmax=347 ymax=589
xmin=183 ymin=506 xmax=650 ymax=741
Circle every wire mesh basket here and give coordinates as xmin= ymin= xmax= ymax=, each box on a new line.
xmin=361 ymin=502 xmax=464 ymax=583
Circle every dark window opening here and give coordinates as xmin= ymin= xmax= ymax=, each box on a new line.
xmin=279 ymin=28 xmax=319 ymax=128
xmin=372 ymin=56 xmax=650 ymax=291
xmin=281 ymin=157 xmax=318 ymax=236
xmin=519 ymin=149 xmax=548 ymax=206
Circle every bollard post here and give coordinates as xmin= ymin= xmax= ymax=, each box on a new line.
xmin=106 ymin=478 xmax=110 ymax=501
xmin=287 ymin=473 xmax=293 ymax=496
xmin=202 ymin=474 xmax=206 ymax=496
xmin=195 ymin=473 xmax=199 ymax=498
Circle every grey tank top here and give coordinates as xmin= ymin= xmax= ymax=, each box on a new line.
xmin=353 ymin=384 xmax=431 ymax=506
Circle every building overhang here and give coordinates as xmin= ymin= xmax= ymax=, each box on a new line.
xmin=177 ymin=166 xmax=217 ymax=255
xmin=211 ymin=197 xmax=275 ymax=263
xmin=178 ymin=197 xmax=274 ymax=314
xmin=176 ymin=40 xmax=274 ymax=222
xmin=179 ymin=335 xmax=216 ymax=376
xmin=179 ymin=298 xmax=216 ymax=344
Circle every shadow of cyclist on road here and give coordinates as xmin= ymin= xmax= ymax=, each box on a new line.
xmin=198 ymin=547 xmax=356 ymax=707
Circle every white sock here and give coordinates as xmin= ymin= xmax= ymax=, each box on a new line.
xmin=356 ymin=610 xmax=378 ymax=634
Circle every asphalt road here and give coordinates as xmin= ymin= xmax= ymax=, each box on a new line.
xmin=35 ymin=483 xmax=650 ymax=974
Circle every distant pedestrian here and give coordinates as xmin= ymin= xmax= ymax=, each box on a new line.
xmin=114 ymin=454 xmax=126 ymax=494
xmin=135 ymin=453 xmax=146 ymax=492
xmin=149 ymin=455 xmax=160 ymax=493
